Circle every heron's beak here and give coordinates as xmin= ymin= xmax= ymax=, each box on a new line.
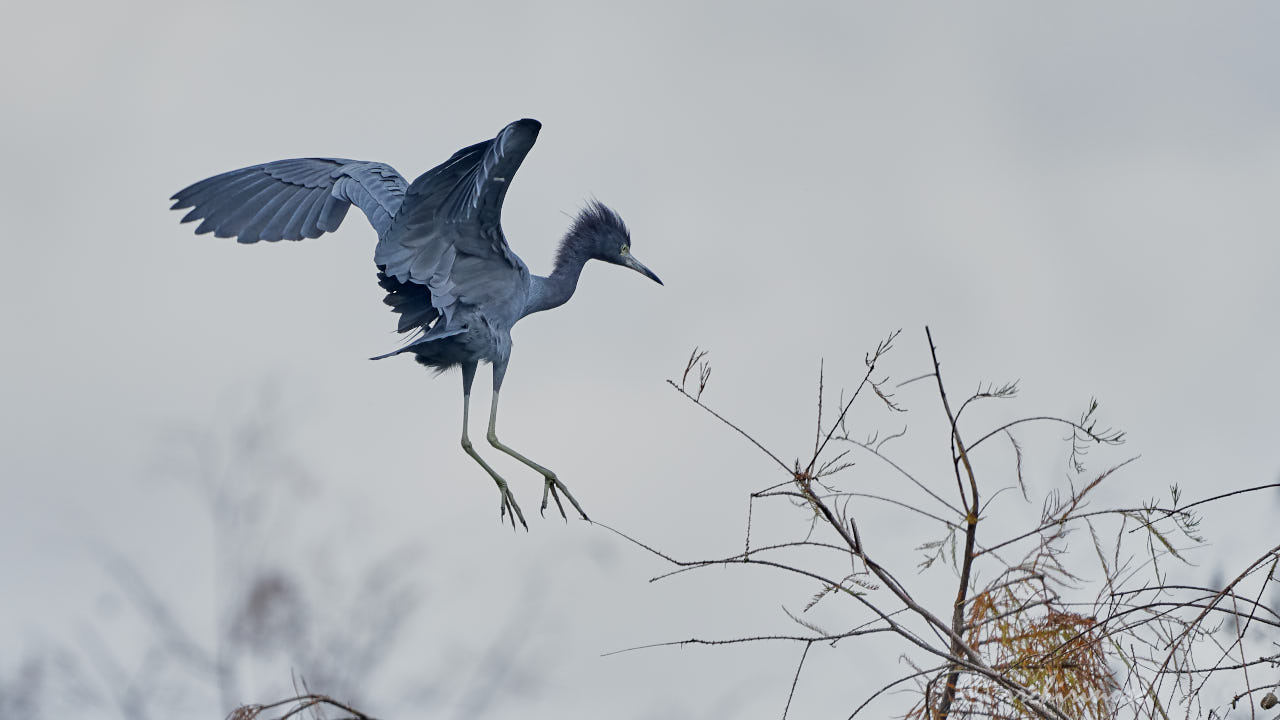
xmin=623 ymin=255 xmax=663 ymax=285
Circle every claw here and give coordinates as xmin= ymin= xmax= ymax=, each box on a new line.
xmin=540 ymin=474 xmax=589 ymax=523
xmin=497 ymin=481 xmax=528 ymax=531
xmin=541 ymin=478 xmax=568 ymax=521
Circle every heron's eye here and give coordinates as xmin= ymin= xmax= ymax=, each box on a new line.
xmin=620 ymin=244 xmax=630 ymax=255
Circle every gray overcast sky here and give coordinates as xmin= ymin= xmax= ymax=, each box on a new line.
xmin=2 ymin=2 xmax=1279 ymax=718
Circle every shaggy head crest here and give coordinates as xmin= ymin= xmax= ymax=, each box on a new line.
xmin=555 ymin=200 xmax=631 ymax=268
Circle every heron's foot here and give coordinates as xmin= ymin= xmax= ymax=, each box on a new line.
xmin=497 ymin=480 xmax=528 ymax=531
xmin=540 ymin=473 xmax=590 ymax=523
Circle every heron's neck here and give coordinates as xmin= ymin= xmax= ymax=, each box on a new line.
xmin=522 ymin=240 xmax=591 ymax=317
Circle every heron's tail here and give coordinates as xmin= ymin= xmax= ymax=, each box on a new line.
xmin=369 ymin=326 xmax=466 ymax=361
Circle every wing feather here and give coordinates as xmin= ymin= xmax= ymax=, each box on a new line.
xmin=201 ymin=176 xmax=277 ymax=236
xmin=172 ymin=158 xmax=408 ymax=242
xmin=241 ymin=184 xmax=305 ymax=243
xmin=280 ymin=186 xmax=325 ymax=241
xmin=318 ymin=194 xmax=351 ymax=232
xmin=223 ymin=182 xmax=292 ymax=239
xmin=259 ymin=185 xmax=313 ymax=241
xmin=298 ymin=188 xmax=330 ymax=239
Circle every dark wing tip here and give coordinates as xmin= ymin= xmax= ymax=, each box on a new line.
xmin=500 ymin=119 xmax=541 ymax=150
xmin=511 ymin=118 xmax=541 ymax=133
xmin=170 ymin=187 xmax=196 ymax=209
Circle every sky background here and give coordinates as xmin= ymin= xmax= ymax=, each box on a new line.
xmin=2 ymin=2 xmax=1279 ymax=718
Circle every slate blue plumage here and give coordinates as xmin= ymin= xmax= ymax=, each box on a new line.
xmin=171 ymin=119 xmax=662 ymax=529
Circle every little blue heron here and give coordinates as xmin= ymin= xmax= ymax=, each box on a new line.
xmin=170 ymin=119 xmax=662 ymax=529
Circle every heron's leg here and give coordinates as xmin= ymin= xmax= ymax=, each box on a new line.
xmin=460 ymin=362 xmax=526 ymax=530
xmin=486 ymin=361 xmax=590 ymax=522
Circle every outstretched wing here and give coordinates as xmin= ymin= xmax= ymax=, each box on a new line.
xmin=171 ymin=159 xmax=407 ymax=243
xmin=374 ymin=119 xmax=541 ymax=332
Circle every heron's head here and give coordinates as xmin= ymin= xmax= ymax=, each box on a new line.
xmin=561 ymin=200 xmax=662 ymax=285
